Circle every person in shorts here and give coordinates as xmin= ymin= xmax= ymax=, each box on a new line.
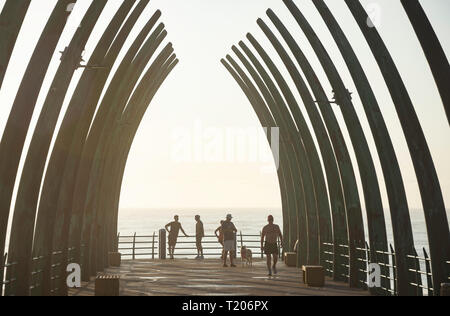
xmin=165 ymin=215 xmax=188 ymax=259
xmin=221 ymin=214 xmax=237 ymax=267
xmin=195 ymin=215 xmax=204 ymax=259
xmin=261 ymin=215 xmax=283 ymax=276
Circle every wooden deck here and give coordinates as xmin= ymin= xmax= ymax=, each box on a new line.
xmin=69 ymin=259 xmax=369 ymax=296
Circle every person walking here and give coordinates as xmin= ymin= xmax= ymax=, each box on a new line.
xmin=195 ymin=215 xmax=204 ymax=259
xmin=261 ymin=215 xmax=283 ymax=276
xmin=222 ymin=214 xmax=237 ymax=267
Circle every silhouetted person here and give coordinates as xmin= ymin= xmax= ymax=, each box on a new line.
xmin=165 ymin=215 xmax=188 ymax=259
xmin=195 ymin=215 xmax=204 ymax=259
xmin=261 ymin=215 xmax=283 ymax=276
xmin=215 ymin=220 xmax=225 ymax=259
xmin=222 ymin=214 xmax=237 ymax=267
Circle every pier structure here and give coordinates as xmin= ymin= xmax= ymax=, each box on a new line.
xmin=0 ymin=0 xmax=449 ymax=296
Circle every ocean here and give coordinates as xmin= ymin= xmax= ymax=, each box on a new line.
xmin=118 ymin=207 xmax=450 ymax=256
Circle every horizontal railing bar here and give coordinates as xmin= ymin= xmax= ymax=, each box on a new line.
xmin=408 ymin=269 xmax=432 ymax=276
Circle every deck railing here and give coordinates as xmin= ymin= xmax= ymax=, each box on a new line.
xmin=118 ymin=231 xmax=283 ymax=259
xmin=1 ymin=246 xmax=82 ymax=296
xmin=321 ymin=242 xmax=449 ymax=296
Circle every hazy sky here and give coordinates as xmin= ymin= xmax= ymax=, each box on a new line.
xmin=0 ymin=0 xmax=449 ymax=216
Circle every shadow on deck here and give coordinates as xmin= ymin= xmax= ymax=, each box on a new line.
xmin=69 ymin=259 xmax=369 ymax=296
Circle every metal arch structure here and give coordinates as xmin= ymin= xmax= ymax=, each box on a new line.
xmin=226 ymin=52 xmax=311 ymax=268
xmin=0 ymin=0 xmax=75 ymax=287
xmin=15 ymin=0 xmax=109 ymax=296
xmin=0 ymin=1 xmax=176 ymax=296
xmin=244 ymin=32 xmax=333 ymax=267
xmin=222 ymin=0 xmax=449 ymax=295
xmin=98 ymin=53 xmax=178 ymax=271
xmin=34 ymin=0 xmax=149 ymax=296
xmin=84 ymin=44 xmax=175 ymax=276
xmin=345 ymin=0 xmax=449 ymax=296
xmin=0 ymin=0 xmax=449 ymax=297
xmin=7 ymin=0 xmax=135 ymax=297
xmin=261 ymin=9 xmax=367 ymax=286
xmin=221 ymin=59 xmax=300 ymax=262
xmin=74 ymin=30 xmax=170 ymax=280
xmin=311 ymin=0 xmax=416 ymax=295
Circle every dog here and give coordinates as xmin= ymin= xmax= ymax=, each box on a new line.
xmin=240 ymin=246 xmax=253 ymax=267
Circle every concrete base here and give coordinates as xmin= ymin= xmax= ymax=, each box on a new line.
xmin=109 ymin=252 xmax=122 ymax=267
xmin=284 ymin=252 xmax=297 ymax=267
xmin=95 ymin=275 xmax=120 ymax=296
xmin=302 ymin=266 xmax=325 ymax=287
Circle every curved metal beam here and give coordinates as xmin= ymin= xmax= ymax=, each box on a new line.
xmin=284 ymin=0 xmax=390 ymax=287
xmin=221 ymin=57 xmax=301 ymax=261
xmin=312 ymin=0 xmax=415 ymax=295
xmin=0 ymin=0 xmax=75 ymax=289
xmin=401 ymin=0 xmax=450 ymax=125
xmin=226 ymin=53 xmax=307 ymax=265
xmin=76 ymin=38 xmax=172 ymax=278
xmin=55 ymin=10 xmax=163 ymax=273
xmin=0 ymin=0 xmax=31 ymax=88
xmin=271 ymin=3 xmax=364 ymax=284
xmin=12 ymin=1 xmax=108 ymax=296
xmin=87 ymin=47 xmax=176 ymax=273
xmin=246 ymin=32 xmax=334 ymax=265
xmin=97 ymin=56 xmax=179 ymax=270
xmin=66 ymin=22 xmax=165 ymax=280
xmin=345 ymin=0 xmax=450 ymax=295
xmin=42 ymin=0 xmax=147 ymax=296
xmin=257 ymin=17 xmax=350 ymax=270
xmin=7 ymin=0 xmax=137 ymax=297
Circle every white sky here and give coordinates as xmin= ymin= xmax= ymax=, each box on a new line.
xmin=0 ymin=0 xmax=449 ymax=216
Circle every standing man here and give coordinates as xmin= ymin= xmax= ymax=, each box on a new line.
xmin=261 ymin=215 xmax=283 ymax=276
xmin=165 ymin=215 xmax=188 ymax=259
xmin=195 ymin=215 xmax=204 ymax=259
xmin=222 ymin=214 xmax=237 ymax=267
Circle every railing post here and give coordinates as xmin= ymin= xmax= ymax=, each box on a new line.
xmin=365 ymin=242 xmax=370 ymax=292
xmin=390 ymin=244 xmax=397 ymax=296
xmin=152 ymin=232 xmax=155 ymax=260
xmin=413 ymin=249 xmax=423 ymax=296
xmin=260 ymin=231 xmax=263 ymax=259
xmin=1 ymin=253 xmax=6 ymax=296
xmin=159 ymin=229 xmax=166 ymax=260
xmin=132 ymin=233 xmax=136 ymax=261
xmin=423 ymin=248 xmax=433 ymax=296
xmin=240 ymin=231 xmax=243 ymax=249
xmin=233 ymin=232 xmax=237 ymax=259
xmin=117 ymin=233 xmax=120 ymax=252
